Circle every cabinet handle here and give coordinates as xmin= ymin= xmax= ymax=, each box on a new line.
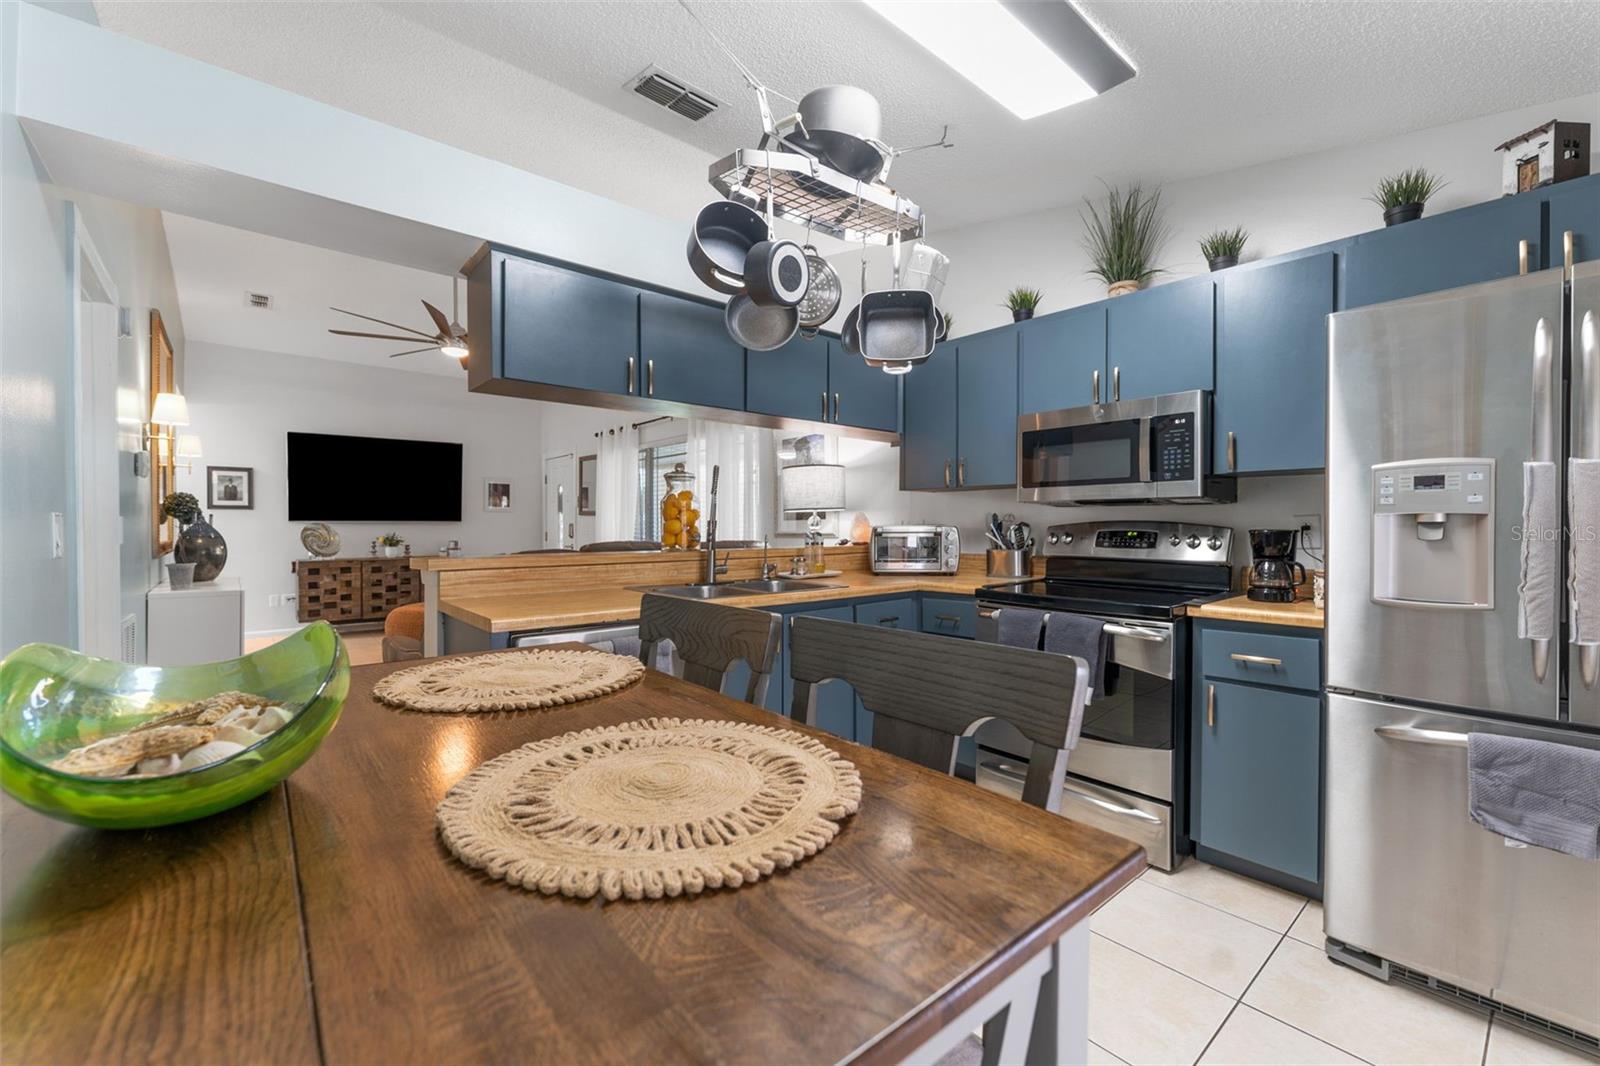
xmin=627 ymin=356 xmax=635 ymax=395
xmin=1092 ymin=368 xmax=1101 ymax=405
xmin=1112 ymin=366 xmax=1121 ymax=402
xmin=1230 ymin=653 xmax=1284 ymax=666
xmin=935 ymin=613 xmax=959 ymax=625
xmin=832 ymin=392 xmax=840 ymax=422
xmin=821 ymin=391 xmax=828 ymax=420
xmin=944 ymin=459 xmax=952 ymax=488
xmin=958 ymin=458 xmax=966 ymax=486
xmin=1565 ymin=230 xmax=1575 ymax=274
xmin=647 ymin=358 xmax=655 ymax=397
xmin=876 ymin=616 xmax=899 ymax=626
xmin=1207 ymin=683 xmax=1216 ymax=728
xmin=1518 ymin=238 xmax=1530 ymax=276
xmin=1227 ymin=431 xmax=1237 ymax=472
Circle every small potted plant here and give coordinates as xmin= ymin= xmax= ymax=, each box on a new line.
xmin=1004 ymin=287 xmax=1043 ymax=322
xmin=1369 ymin=167 xmax=1447 ymax=226
xmin=1199 ymin=227 xmax=1249 ymax=271
xmin=1082 ymin=181 xmax=1169 ymax=297
xmin=160 ymin=491 xmax=201 ymax=588
xmin=372 ymin=532 xmax=407 ymax=558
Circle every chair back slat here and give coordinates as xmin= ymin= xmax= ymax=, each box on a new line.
xmin=638 ymin=593 xmax=782 ymax=705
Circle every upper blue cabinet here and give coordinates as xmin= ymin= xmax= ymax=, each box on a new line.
xmin=1105 ymin=276 xmax=1215 ymax=401
xmin=827 ymin=340 xmax=900 ymax=433
xmin=1018 ymin=304 xmax=1107 ymax=414
xmin=955 ymin=325 xmax=1020 ymax=488
xmin=501 ymin=254 xmax=639 ymax=395
xmin=638 ymin=291 xmax=745 ymax=410
xmin=1214 ymin=252 xmax=1335 ymax=474
xmin=1546 ymin=173 xmax=1600 ymax=267
xmin=746 ymin=333 xmax=830 ymax=423
xmin=1341 ymin=195 xmax=1542 ymax=309
xmin=902 ymin=342 xmax=960 ymax=490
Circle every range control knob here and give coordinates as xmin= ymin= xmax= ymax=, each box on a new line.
xmin=1206 ymin=536 xmax=1223 ymax=551
xmin=1186 ymin=534 xmax=1202 ymax=549
xmin=1060 ymin=532 xmax=1074 ymax=544
xmin=1168 ymin=535 xmax=1182 ymax=547
xmin=1048 ymin=532 xmax=1061 ymax=545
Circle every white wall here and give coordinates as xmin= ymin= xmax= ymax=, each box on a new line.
xmin=178 ymin=342 xmax=548 ymax=635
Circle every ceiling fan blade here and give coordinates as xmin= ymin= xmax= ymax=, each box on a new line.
xmin=421 ymin=299 xmax=453 ymax=338
xmin=329 ymin=306 xmax=436 ymax=339
xmin=329 ymin=328 xmax=440 ymax=342
xmin=387 ymin=346 xmax=444 ymax=358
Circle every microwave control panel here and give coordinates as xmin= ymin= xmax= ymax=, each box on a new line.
xmin=1151 ymin=413 xmax=1196 ymax=482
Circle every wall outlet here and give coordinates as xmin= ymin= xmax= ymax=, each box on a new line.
xmin=1293 ymin=512 xmax=1325 ymax=558
xmin=267 ymin=594 xmax=281 ymax=608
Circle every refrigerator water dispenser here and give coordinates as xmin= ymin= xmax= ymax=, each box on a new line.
xmin=1371 ymin=458 xmax=1495 ymax=609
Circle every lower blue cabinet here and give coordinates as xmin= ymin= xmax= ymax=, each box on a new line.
xmin=783 ymin=604 xmax=857 ymax=740
xmin=852 ymin=597 xmax=917 ymax=745
xmin=920 ymin=595 xmax=977 ymax=638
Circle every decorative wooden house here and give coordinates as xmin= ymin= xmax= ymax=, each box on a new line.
xmin=1496 ymin=120 xmax=1590 ymax=195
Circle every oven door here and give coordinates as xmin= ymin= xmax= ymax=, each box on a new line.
xmin=1018 ymin=410 xmax=1150 ymax=504
xmin=871 ymin=529 xmax=942 ymax=571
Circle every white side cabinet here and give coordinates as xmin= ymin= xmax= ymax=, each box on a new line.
xmin=146 ymin=578 xmax=245 ymax=666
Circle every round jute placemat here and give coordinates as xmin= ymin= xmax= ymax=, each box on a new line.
xmin=372 ymin=648 xmax=645 ymax=713
xmin=436 ymin=717 xmax=862 ymax=900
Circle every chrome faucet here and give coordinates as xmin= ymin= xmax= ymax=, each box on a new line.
xmin=761 ymin=538 xmax=778 ymax=581
xmin=703 ymin=464 xmax=728 ymax=585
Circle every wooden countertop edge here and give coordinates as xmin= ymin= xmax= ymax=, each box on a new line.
xmin=851 ymin=847 xmax=1146 ymax=1065
xmin=411 ymin=544 xmax=874 ymax=572
xmin=1188 ymin=595 xmax=1325 ymax=630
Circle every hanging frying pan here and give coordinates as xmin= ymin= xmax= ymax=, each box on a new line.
xmin=725 ymin=293 xmax=798 ymax=352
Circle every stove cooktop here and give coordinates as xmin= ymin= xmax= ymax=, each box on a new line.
xmin=978 ymin=579 xmax=1222 ymax=621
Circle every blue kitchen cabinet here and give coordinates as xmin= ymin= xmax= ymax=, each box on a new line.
xmin=955 ymin=326 xmax=1020 ymax=488
xmin=852 ymin=597 xmax=918 ymax=745
xmin=920 ymin=594 xmax=978 ymax=639
xmin=746 ymin=332 xmax=831 ymax=422
xmin=827 ymin=339 xmax=899 ymax=432
xmin=1214 ymin=252 xmax=1335 ymax=474
xmin=902 ymin=342 xmax=960 ymax=490
xmin=1019 ymin=304 xmax=1107 ymax=414
xmin=1105 ymin=276 xmax=1215 ymax=402
xmin=1545 ymin=173 xmax=1600 ymax=267
xmin=1342 ymin=195 xmax=1542 ymax=309
xmin=501 ymin=255 xmax=640 ymax=394
xmin=783 ymin=604 xmax=858 ymax=740
xmin=637 ymin=291 xmax=745 ymax=410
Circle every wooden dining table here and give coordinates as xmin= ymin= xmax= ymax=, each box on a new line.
xmin=2 ymin=650 xmax=1144 ymax=1065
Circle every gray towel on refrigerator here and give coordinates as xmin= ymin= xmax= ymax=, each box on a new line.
xmin=1518 ymin=461 xmax=1558 ymax=642
xmin=995 ymin=606 xmax=1046 ymax=651
xmin=1570 ymin=459 xmax=1600 ymax=645
xmin=1043 ymin=612 xmax=1108 ymax=701
xmin=1467 ymin=732 xmax=1600 ymax=860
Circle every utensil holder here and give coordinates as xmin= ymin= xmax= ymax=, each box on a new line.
xmin=986 ymin=549 xmax=1028 ymax=578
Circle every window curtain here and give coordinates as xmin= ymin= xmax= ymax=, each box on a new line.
xmin=594 ymin=422 xmax=639 ymax=542
xmin=685 ymin=419 xmax=771 ymax=543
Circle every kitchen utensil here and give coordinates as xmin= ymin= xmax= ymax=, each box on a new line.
xmin=786 ymin=85 xmax=886 ymax=183
xmin=1014 ymin=522 xmax=1032 ymax=550
xmin=858 ymin=289 xmax=937 ymax=368
xmin=795 ymin=244 xmax=842 ymax=332
xmin=903 ymin=242 xmax=951 ymax=306
xmin=725 ymin=293 xmax=798 ymax=351
xmin=743 ymin=176 xmax=810 ymax=308
xmin=0 ymin=622 xmax=349 ymax=828
xmin=687 ymin=201 xmax=767 ymax=295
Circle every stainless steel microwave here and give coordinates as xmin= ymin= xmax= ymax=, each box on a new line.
xmin=870 ymin=525 xmax=960 ymax=573
xmin=1017 ymin=389 xmax=1237 ymax=505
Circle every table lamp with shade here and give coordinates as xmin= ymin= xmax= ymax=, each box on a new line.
xmin=781 ymin=464 xmax=846 ymax=574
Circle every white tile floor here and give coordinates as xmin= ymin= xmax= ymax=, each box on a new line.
xmin=1086 ymin=860 xmax=1598 ymax=1066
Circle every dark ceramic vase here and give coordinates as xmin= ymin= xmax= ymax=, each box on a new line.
xmin=175 ymin=512 xmax=228 ymax=583
xmin=1207 ymin=254 xmax=1239 ymax=272
xmin=1383 ymin=202 xmax=1424 ymax=226
xmin=1012 ymin=308 xmax=1034 ymax=322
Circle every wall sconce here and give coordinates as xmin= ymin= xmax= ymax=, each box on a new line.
xmin=175 ymin=433 xmax=203 ymax=473
xmin=142 ymin=390 xmax=190 ymax=459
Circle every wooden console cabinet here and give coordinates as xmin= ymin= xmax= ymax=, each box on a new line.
xmin=293 ymin=556 xmax=421 ymax=625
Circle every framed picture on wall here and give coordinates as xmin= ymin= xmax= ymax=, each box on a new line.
xmin=577 ymin=454 xmax=596 ymax=516
xmin=207 ymin=466 xmax=254 ymax=509
xmin=484 ymin=478 xmax=513 ymax=513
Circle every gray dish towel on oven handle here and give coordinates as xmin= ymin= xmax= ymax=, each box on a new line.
xmin=1043 ymin=611 xmax=1109 ymax=703
xmin=1570 ymin=458 xmax=1600 ymax=646
xmin=994 ymin=605 xmax=1047 ymax=652
xmin=1467 ymin=732 xmax=1600 ymax=860
xmin=1518 ymin=461 xmax=1558 ymax=642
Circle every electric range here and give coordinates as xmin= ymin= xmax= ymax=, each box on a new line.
xmin=973 ymin=520 xmax=1234 ymax=869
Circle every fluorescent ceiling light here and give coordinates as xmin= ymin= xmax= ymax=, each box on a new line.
xmin=863 ymin=0 xmax=1133 ymax=119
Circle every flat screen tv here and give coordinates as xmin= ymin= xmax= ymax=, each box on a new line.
xmin=287 ymin=432 xmax=463 ymax=522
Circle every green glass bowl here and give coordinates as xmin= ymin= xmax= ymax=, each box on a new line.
xmin=0 ymin=622 xmax=349 ymax=829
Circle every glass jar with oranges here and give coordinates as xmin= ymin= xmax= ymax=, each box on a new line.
xmin=660 ymin=463 xmax=701 ymax=550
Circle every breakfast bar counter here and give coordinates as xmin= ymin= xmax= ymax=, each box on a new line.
xmin=1 ymin=653 xmax=1144 ymax=1065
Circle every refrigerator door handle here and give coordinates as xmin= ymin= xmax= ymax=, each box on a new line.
xmin=1576 ymin=306 xmax=1599 ymax=690
xmin=1523 ymin=317 xmax=1557 ymax=683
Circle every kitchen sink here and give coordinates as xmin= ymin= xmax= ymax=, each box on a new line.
xmin=723 ymin=579 xmax=849 ymax=594
xmin=637 ymin=583 xmax=762 ymax=600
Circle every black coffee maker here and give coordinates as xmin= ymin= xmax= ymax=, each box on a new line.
xmin=1247 ymin=529 xmax=1306 ymax=603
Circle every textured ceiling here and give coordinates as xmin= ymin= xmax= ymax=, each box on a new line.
xmin=93 ymin=0 xmax=1600 ymax=232
xmin=163 ymin=213 xmax=467 ymax=377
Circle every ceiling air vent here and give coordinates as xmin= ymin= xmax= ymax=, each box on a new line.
xmin=629 ymin=66 xmax=719 ymax=122
xmin=244 ymin=291 xmax=273 ymax=309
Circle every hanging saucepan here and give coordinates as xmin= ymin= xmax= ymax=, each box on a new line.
xmin=687 ymin=201 xmax=767 ymax=296
xmin=795 ymin=245 xmax=841 ymax=338
xmin=743 ymin=175 xmax=810 ymax=308
xmin=859 ymin=289 xmax=938 ymax=370
xmin=725 ymin=293 xmax=798 ymax=352
xmin=786 ymin=85 xmax=886 ymax=182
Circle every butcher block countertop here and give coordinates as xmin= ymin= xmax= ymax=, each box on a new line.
xmin=1188 ymin=594 xmax=1324 ymax=629
xmin=441 ymin=572 xmax=1005 ymax=633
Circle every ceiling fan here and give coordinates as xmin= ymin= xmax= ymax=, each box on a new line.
xmin=328 ymin=275 xmax=468 ymax=367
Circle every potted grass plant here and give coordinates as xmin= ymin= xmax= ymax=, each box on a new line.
xmin=1082 ymin=182 xmax=1169 ymax=297
xmin=1004 ymin=287 xmax=1043 ymax=322
xmin=1199 ymin=227 xmax=1249 ymax=271
xmin=1369 ymin=168 xmax=1447 ymax=226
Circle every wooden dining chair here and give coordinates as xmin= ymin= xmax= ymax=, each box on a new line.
xmin=789 ymin=613 xmax=1093 ymax=1066
xmin=637 ymin=593 xmax=782 ymax=705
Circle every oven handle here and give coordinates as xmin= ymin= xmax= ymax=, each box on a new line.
xmin=1103 ymin=623 xmax=1168 ymax=643
xmin=980 ymin=760 xmax=1162 ymax=824
xmin=1375 ymin=724 xmax=1468 ymax=749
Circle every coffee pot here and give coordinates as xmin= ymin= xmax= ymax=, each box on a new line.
xmin=1247 ymin=528 xmax=1306 ymax=603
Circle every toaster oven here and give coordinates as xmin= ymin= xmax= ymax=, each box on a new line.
xmin=870 ymin=525 xmax=960 ymax=573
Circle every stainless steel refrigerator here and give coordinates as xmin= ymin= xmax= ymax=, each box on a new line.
xmin=1324 ymin=259 xmax=1600 ymax=1046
